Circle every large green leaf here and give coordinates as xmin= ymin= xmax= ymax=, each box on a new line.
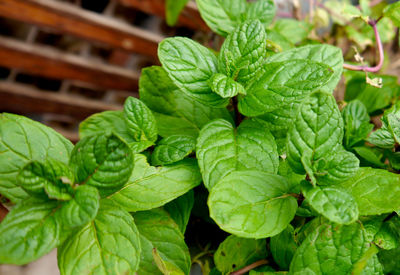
xmin=0 ymin=113 xmax=73 ymax=202
xmin=270 ymin=225 xmax=298 ymax=270
xmin=134 ymin=209 xmax=191 ymax=275
xmin=139 ymin=66 xmax=232 ymax=137
xmin=214 ymin=235 xmax=267 ymax=274
xmin=301 ymin=181 xmax=359 ymax=224
xmin=238 ymin=60 xmax=333 ymax=116
xmin=384 ymin=1 xmax=400 ymax=27
xmin=268 ymin=44 xmax=344 ymax=92
xmin=290 ymin=221 xmax=374 ymax=274
xmin=245 ymin=0 xmax=276 ymax=28
xmin=196 ymin=119 xmax=279 ymax=190
xmin=0 ymin=199 xmax=61 ymax=265
xmin=272 ymin=19 xmax=311 ymax=44
xmin=151 ymin=135 xmax=196 ymax=166
xmin=158 ymin=37 xmax=227 ymax=107
xmin=58 ymin=201 xmax=141 ymax=275
xmin=108 ymin=154 xmax=201 ymax=212
xmin=69 ymin=133 xmax=133 ymax=196
xmin=337 ymin=167 xmax=400 ymax=215
xmin=208 ymin=170 xmax=297 ymax=238
xmin=164 ymin=190 xmax=194 ymax=234
xmin=218 ymin=20 xmax=267 ymax=84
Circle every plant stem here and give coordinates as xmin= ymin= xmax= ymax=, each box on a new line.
xmin=343 ymin=20 xmax=384 ymax=72
xmin=0 ymin=203 xmax=8 ymax=222
xmin=230 ymin=259 xmax=268 ymax=275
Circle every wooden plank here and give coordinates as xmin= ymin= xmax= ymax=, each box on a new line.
xmin=118 ymin=0 xmax=209 ymax=31
xmin=0 ymin=36 xmax=139 ymax=91
xmin=0 ymin=81 xmax=122 ymax=119
xmin=0 ymin=0 xmax=164 ymax=58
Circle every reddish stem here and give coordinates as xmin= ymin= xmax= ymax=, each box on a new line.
xmin=230 ymin=259 xmax=268 ymax=275
xmin=0 ymin=204 xmax=8 ymax=222
xmin=343 ymin=20 xmax=383 ymax=72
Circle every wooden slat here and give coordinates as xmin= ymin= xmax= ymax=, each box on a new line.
xmin=0 ymin=81 xmax=122 ymax=119
xmin=118 ymin=0 xmax=209 ymax=31
xmin=0 ymin=0 xmax=164 ymax=58
xmin=0 ymin=36 xmax=139 ymax=91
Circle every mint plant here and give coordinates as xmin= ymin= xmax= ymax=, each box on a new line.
xmin=1 ymin=0 xmax=400 ymax=274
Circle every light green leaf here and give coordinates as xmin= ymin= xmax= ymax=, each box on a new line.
xmin=338 ymin=167 xmax=400 ymax=215
xmin=58 ymin=201 xmax=141 ymax=275
xmin=108 ymin=154 xmax=201 ymax=212
xmin=384 ymin=1 xmax=400 ymax=27
xmin=270 ymin=225 xmax=298 ymax=270
xmin=69 ymin=133 xmax=133 ymax=195
xmin=218 ymin=20 xmax=267 ymax=84
xmin=214 ymin=235 xmax=267 ymax=274
xmin=290 ymin=221 xmax=371 ymax=274
xmin=153 ymin=248 xmax=185 ymax=275
xmin=0 ymin=113 xmax=73 ymax=203
xmin=368 ymin=127 xmax=395 ymax=149
xmin=209 ymin=73 xmax=245 ymax=98
xmin=301 ymin=181 xmax=359 ymax=224
xmin=196 ymin=0 xmax=246 ymax=36
xmin=139 ymin=66 xmax=233 ymax=137
xmin=152 ymin=135 xmax=196 ymax=166
xmin=124 ymin=96 xmax=158 ymax=143
xmin=238 ymin=60 xmax=333 ymax=116
xmin=134 ymin=209 xmax=191 ymax=275
xmin=196 ymin=119 xmax=279 ymax=190
xmin=208 ymin=170 xmax=297 ymax=238
xmin=272 ymin=19 xmax=311 ymax=44
xmin=268 ymin=44 xmax=344 ymax=92
xmin=245 ymin=0 xmax=276 ymax=28
xmin=0 ymin=199 xmax=61 ymax=265
xmin=158 ymin=37 xmax=228 ymax=107
xmin=165 ymin=0 xmax=190 ymax=26
xmin=265 ymin=30 xmax=294 ymax=52
xmin=164 ymin=190 xmax=194 ymax=234
xmin=60 ymin=185 xmax=99 ymax=228
xmin=374 ymin=222 xmax=398 ymax=250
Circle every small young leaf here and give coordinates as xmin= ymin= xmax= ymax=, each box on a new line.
xmin=301 ymin=181 xmax=359 ymax=224
xmin=108 ymin=155 xmax=201 ymax=212
xmin=0 ymin=113 xmax=73 ymax=203
xmin=124 ymin=96 xmax=158 ymax=143
xmin=58 ymin=201 xmax=141 ymax=275
xmin=197 ymin=119 xmax=279 ymax=190
xmin=368 ymin=127 xmax=395 ymax=149
xmin=218 ymin=20 xmax=267 ymax=84
xmin=151 ymin=135 xmax=196 ymax=166
xmin=139 ymin=66 xmax=233 ymax=138
xmin=214 ymin=235 xmax=267 ymax=274
xmin=209 ymin=73 xmax=245 ymax=98
xmin=270 ymin=225 xmax=298 ymax=270
xmin=69 ymin=133 xmax=133 ymax=195
xmin=158 ymin=37 xmax=228 ymax=107
xmin=134 ymin=209 xmax=191 ymax=275
xmin=208 ymin=170 xmax=297 ymax=238
xmin=353 ymin=146 xmax=386 ymax=168
xmin=165 ymin=0 xmax=190 ymax=26
xmin=164 ymin=190 xmax=194 ymax=234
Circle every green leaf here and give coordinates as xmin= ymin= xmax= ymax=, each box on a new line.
xmin=196 ymin=119 xmax=279 ymax=190
xmin=245 ymin=0 xmax=276 ymax=28
xmin=374 ymin=222 xmax=398 ymax=250
xmin=134 ymin=209 xmax=191 ymax=275
xmin=108 ymin=154 xmax=201 ymax=211
xmin=290 ymin=221 xmax=371 ymax=274
xmin=238 ymin=60 xmax=333 ymax=116
xmin=214 ymin=235 xmax=267 ymax=274
xmin=58 ymin=201 xmax=141 ymax=275
xmin=384 ymin=1 xmax=400 ymax=27
xmin=18 ymin=159 xmax=74 ymax=200
xmin=59 ymin=185 xmax=99 ymax=228
xmin=69 ymin=133 xmax=133 ymax=196
xmin=270 ymin=225 xmax=298 ymax=270
xmin=79 ymin=111 xmax=152 ymax=153
xmin=342 ymin=100 xmax=374 ymax=148
xmin=268 ymin=44 xmax=344 ymax=92
xmin=301 ymin=181 xmax=359 ymax=224
xmin=218 ymin=20 xmax=267 ymax=84
xmin=208 ymin=170 xmax=297 ymax=238
xmin=272 ymin=19 xmax=311 ymax=44
xmin=153 ymin=248 xmax=185 ymax=275
xmin=139 ymin=66 xmax=233 ymax=137
xmin=196 ymin=0 xmax=246 ymax=36
xmin=368 ymin=127 xmax=395 ymax=149
xmin=124 ymin=96 xmax=158 ymax=143
xmin=337 ymin=167 xmax=400 ymax=215
xmin=0 ymin=199 xmax=61 ymax=265
xmin=209 ymin=73 xmax=245 ymax=98
xmin=353 ymin=146 xmax=386 ymax=168
xmin=151 ymin=135 xmax=196 ymax=166
xmin=164 ymin=190 xmax=194 ymax=234
xmin=265 ymin=30 xmax=294 ymax=52
xmin=165 ymin=0 xmax=190 ymax=26
xmin=158 ymin=37 xmax=228 ymax=107
xmin=0 ymin=113 xmax=73 ymax=203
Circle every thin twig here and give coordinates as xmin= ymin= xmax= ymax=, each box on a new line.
xmin=343 ymin=20 xmax=384 ymax=72
xmin=230 ymin=259 xmax=268 ymax=275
